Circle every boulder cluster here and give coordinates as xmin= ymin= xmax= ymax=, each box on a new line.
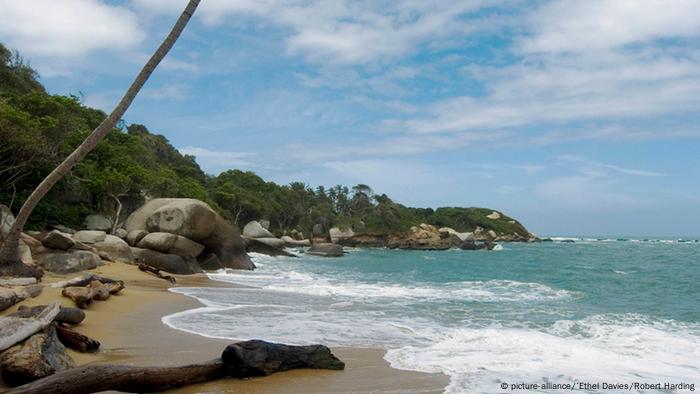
xmin=2 ymin=199 xmax=254 ymax=276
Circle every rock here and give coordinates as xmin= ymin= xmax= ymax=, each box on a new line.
xmin=259 ymin=220 xmax=270 ymax=230
xmin=126 ymin=198 xmax=253 ymax=270
xmin=125 ymin=229 xmax=148 ymax=246
xmin=487 ymin=230 xmax=497 ymax=239
xmin=312 ymin=224 xmax=325 ymax=237
xmin=131 ymin=247 xmax=201 ymax=274
xmin=245 ymin=238 xmax=296 ymax=257
xmin=37 ymin=251 xmax=102 ymax=274
xmin=308 ymin=243 xmax=344 ymax=257
xmin=290 ymin=230 xmax=305 ymax=241
xmin=0 ymin=325 xmax=75 ymax=386
xmin=72 ymin=230 xmax=106 ymax=244
xmin=242 ymin=221 xmax=274 ymax=238
xmin=41 ymin=230 xmax=75 ymax=251
xmin=51 ymin=225 xmax=75 ymax=235
xmin=386 ymin=224 xmax=461 ymax=250
xmin=329 ymin=227 xmax=355 ymax=244
xmin=252 ymin=237 xmax=285 ymax=249
xmin=69 ymin=242 xmax=96 ymax=252
xmin=486 ymin=211 xmax=501 ymax=220
xmin=137 ymin=232 xmax=204 ymax=258
xmin=0 ymin=205 xmax=15 ymax=240
xmin=438 ymin=227 xmax=474 ymax=241
xmin=20 ymin=233 xmax=42 ymax=249
xmin=83 ymin=214 xmax=112 ymax=232
xmin=114 ymin=228 xmax=128 ymax=239
xmin=12 ymin=305 xmax=86 ymax=326
xmin=197 ymin=253 xmax=223 ymax=271
xmin=18 ymin=241 xmax=33 ymax=266
xmin=221 ymin=340 xmax=344 ymax=378
xmin=280 ymin=236 xmax=311 ymax=247
xmin=169 ymin=236 xmax=205 ymax=258
xmin=125 ymin=199 xmax=217 ymax=242
xmin=93 ymin=235 xmax=134 ymax=263
xmin=137 ymin=232 xmax=178 ymax=253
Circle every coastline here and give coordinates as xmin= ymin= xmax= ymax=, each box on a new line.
xmin=1 ymin=262 xmax=448 ymax=393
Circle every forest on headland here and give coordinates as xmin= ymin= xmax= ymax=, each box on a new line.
xmin=0 ymin=43 xmax=530 ymax=238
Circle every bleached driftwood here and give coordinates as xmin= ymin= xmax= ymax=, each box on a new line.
xmin=0 ymin=278 xmax=37 ymax=286
xmin=0 ymin=302 xmax=60 ymax=351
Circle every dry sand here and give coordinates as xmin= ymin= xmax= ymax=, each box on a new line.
xmin=1 ymin=262 xmax=448 ymax=393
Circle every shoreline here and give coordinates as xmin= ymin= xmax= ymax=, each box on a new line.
xmin=1 ymin=262 xmax=448 ymax=393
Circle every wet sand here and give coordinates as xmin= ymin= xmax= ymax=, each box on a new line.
xmin=1 ymin=262 xmax=448 ymax=393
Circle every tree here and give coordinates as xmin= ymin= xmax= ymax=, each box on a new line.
xmin=0 ymin=0 xmax=201 ymax=277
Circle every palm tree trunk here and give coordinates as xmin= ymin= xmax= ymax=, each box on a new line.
xmin=0 ymin=0 xmax=201 ymax=277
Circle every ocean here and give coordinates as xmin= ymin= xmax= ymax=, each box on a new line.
xmin=163 ymin=239 xmax=700 ymax=393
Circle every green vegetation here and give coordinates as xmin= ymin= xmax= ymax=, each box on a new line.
xmin=0 ymin=43 xmax=530 ymax=237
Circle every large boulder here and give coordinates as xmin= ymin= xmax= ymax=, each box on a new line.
xmin=83 ymin=214 xmax=112 ymax=232
xmin=198 ymin=253 xmax=223 ymax=271
xmin=137 ymin=232 xmax=177 ymax=253
xmin=41 ymin=230 xmax=75 ymax=251
xmin=126 ymin=199 xmax=253 ymax=270
xmin=37 ymin=251 xmax=102 ymax=274
xmin=438 ymin=227 xmax=474 ymax=241
xmin=126 ymin=199 xmax=216 ymax=242
xmin=329 ymin=227 xmax=354 ymax=244
xmin=242 ymin=221 xmax=274 ymax=238
xmin=125 ymin=229 xmax=148 ymax=246
xmin=113 ymin=228 xmax=128 ymax=239
xmin=252 ymin=237 xmax=285 ymax=249
xmin=0 ymin=326 xmax=75 ymax=386
xmin=130 ymin=247 xmax=201 ymax=274
xmin=93 ymin=235 xmax=134 ymax=263
xmin=18 ymin=241 xmax=33 ymax=266
xmin=308 ymin=243 xmax=344 ymax=257
xmin=72 ymin=230 xmax=106 ymax=244
xmin=137 ymin=232 xmax=205 ymax=258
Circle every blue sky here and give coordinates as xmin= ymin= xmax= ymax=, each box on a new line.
xmin=1 ymin=0 xmax=699 ymax=236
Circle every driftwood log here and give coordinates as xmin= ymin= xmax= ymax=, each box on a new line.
xmin=0 ymin=285 xmax=42 ymax=312
xmin=6 ymin=340 xmax=345 ymax=394
xmin=61 ymin=287 xmax=95 ymax=309
xmin=0 ymin=278 xmax=37 ymax=286
xmin=0 ymin=302 xmax=60 ymax=351
xmin=55 ymin=326 xmax=100 ymax=352
xmin=50 ymin=274 xmax=121 ymax=289
xmin=138 ymin=263 xmax=176 ymax=283
xmin=10 ymin=305 xmax=85 ymax=325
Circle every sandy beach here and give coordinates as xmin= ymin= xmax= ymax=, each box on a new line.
xmin=1 ymin=262 xmax=448 ymax=393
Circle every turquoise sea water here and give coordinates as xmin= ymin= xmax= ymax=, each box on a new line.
xmin=164 ymin=240 xmax=700 ymax=393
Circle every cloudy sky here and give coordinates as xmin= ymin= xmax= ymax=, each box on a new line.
xmin=1 ymin=0 xmax=699 ymax=236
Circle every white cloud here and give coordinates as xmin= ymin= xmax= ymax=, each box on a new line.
xmin=178 ymin=146 xmax=253 ymax=173
xmin=0 ymin=0 xmax=145 ymax=58
xmin=521 ymin=0 xmax=700 ymax=54
xmin=134 ymin=0 xmax=491 ymax=65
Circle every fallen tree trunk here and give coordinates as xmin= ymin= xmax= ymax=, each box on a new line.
xmin=0 ymin=302 xmax=60 ymax=351
xmin=55 ymin=326 xmax=100 ymax=352
xmin=10 ymin=305 xmax=85 ymax=325
xmin=0 ymin=285 xmax=42 ymax=312
xmin=138 ymin=263 xmax=176 ymax=283
xmin=50 ymin=274 xmax=121 ymax=289
xmin=6 ymin=340 xmax=345 ymax=393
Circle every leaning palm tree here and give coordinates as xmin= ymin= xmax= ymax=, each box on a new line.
xmin=0 ymin=0 xmax=201 ymax=277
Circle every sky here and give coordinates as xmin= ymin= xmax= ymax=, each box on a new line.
xmin=1 ymin=0 xmax=699 ymax=237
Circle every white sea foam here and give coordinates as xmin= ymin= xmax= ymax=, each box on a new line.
xmin=385 ymin=316 xmax=700 ymax=393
